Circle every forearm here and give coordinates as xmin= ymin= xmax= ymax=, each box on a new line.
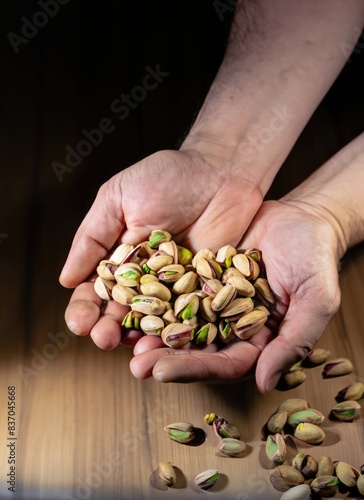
xmin=181 ymin=0 xmax=364 ymax=194
xmin=282 ymin=132 xmax=364 ymax=260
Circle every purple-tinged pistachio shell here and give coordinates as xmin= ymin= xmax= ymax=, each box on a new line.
xmin=322 ymin=357 xmax=353 ymax=378
xmin=287 ymin=409 xmax=325 ymax=427
xmin=161 ymin=323 xmax=193 ymax=348
xmin=310 ymin=475 xmax=339 ymax=497
xmin=336 ymin=381 xmax=364 ymax=402
xmin=194 ymin=469 xmax=220 ymax=490
xmin=270 ymin=465 xmax=305 ymax=492
xmin=330 ymin=400 xmax=361 ymax=421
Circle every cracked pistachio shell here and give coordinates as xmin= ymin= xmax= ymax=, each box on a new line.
xmin=122 ymin=310 xmax=143 ymax=329
xmin=279 ymin=484 xmax=311 ymax=500
xmin=220 ymin=297 xmax=254 ymax=319
xmin=310 ymin=475 xmax=339 ymax=497
xmin=216 ymin=244 xmax=237 ymax=267
xmin=278 ymin=399 xmax=310 ymax=416
xmin=218 ymin=438 xmax=247 ymax=457
xmin=146 ymin=253 xmax=174 ymax=271
xmin=111 ymin=283 xmax=137 ymax=305
xmin=336 ymin=381 xmax=364 ymax=401
xmin=221 ymin=266 xmax=245 ymax=283
xmin=234 ymin=308 xmax=268 ymax=339
xmin=266 ymin=433 xmax=286 ymax=464
xmin=202 ymin=278 xmax=224 ymax=297
xmin=200 ymin=296 xmax=218 ymax=323
xmin=161 ymin=323 xmax=193 ymax=348
xmin=330 ymin=400 xmax=361 ymax=421
xmin=294 ymin=422 xmax=325 ymax=445
xmin=183 ymin=314 xmax=199 ymax=330
xmin=211 ymin=284 xmax=237 ymax=311
xmin=140 ymin=281 xmax=172 ymax=302
xmin=317 ymin=456 xmax=334 ymax=477
xmin=304 ymin=348 xmax=330 ymax=366
xmin=335 ymin=461 xmax=360 ymax=488
xmin=357 ymin=474 xmax=364 ymax=495
xmin=164 ymin=422 xmax=195 ymax=443
xmin=148 ymin=229 xmax=172 ymax=248
xmin=177 ymin=245 xmax=193 ymax=266
xmin=194 ymin=469 xmax=220 ymax=490
xmin=96 ymin=260 xmax=118 ymax=280
xmin=267 ymin=411 xmax=288 ymax=434
xmin=244 ymin=247 xmax=262 ymax=262
xmin=225 ymin=275 xmax=255 ymax=297
xmin=130 ymin=295 xmax=166 ymax=315
xmin=108 ymin=243 xmax=135 ymax=265
xmin=270 ymin=465 xmax=305 ymax=492
xmin=194 ymin=257 xmax=216 ymax=281
xmin=232 ymin=253 xmax=251 ymax=276
xmin=158 ymin=460 xmax=176 ymax=486
xmin=140 ymin=315 xmax=164 ymax=335
xmin=193 ymin=323 xmax=217 ymax=346
xmin=218 ymin=320 xmax=236 ymax=344
xmin=162 ymin=308 xmax=179 ymax=325
xmin=218 ymin=423 xmax=241 ymax=440
xmin=172 ymin=271 xmax=199 ymax=295
xmin=94 ymin=276 xmax=114 ymax=300
xmin=158 ymin=264 xmax=185 ymax=283
xmin=322 ymin=357 xmax=354 ymax=377
xmin=191 ymin=248 xmax=215 ymax=267
xmin=254 ymin=277 xmax=275 ymax=305
xmin=159 ymin=240 xmax=178 ymax=263
xmin=288 ymin=409 xmax=325 ymax=427
xmin=245 ymin=254 xmax=260 ymax=280
xmin=293 ymin=454 xmax=318 ymax=480
xmin=174 ymin=293 xmax=200 ymax=320
xmin=279 ymin=369 xmax=307 ymax=389
xmin=114 ymin=263 xmax=142 ymax=287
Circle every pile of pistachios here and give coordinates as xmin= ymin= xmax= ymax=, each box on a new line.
xmin=263 ymin=396 xmax=363 ymax=498
xmin=94 ymin=229 xmax=274 ymax=348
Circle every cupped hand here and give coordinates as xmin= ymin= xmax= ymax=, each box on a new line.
xmin=130 ymin=199 xmax=342 ymax=392
xmin=59 ymin=149 xmax=263 ymax=349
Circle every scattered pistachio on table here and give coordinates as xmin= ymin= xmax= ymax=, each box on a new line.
xmin=335 ymin=381 xmax=364 ymax=402
xmin=158 ymin=460 xmax=176 ymax=487
xmin=322 ymin=357 xmax=354 ymax=378
xmin=329 ymin=400 xmax=361 ymax=422
xmin=194 ymin=469 xmax=220 ymax=490
xmin=163 ymin=421 xmax=195 ymax=444
xmin=94 ymin=229 xmax=275 ymax=348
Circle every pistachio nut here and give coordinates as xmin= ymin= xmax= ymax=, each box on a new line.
xmin=218 ymin=422 xmax=241 ymax=440
xmin=216 ymin=244 xmax=237 ymax=267
xmin=194 ymin=469 xmax=220 ymax=490
xmin=158 ymin=460 xmax=176 ymax=487
xmin=218 ymin=437 xmax=247 ymax=457
xmin=130 ymin=295 xmax=166 ymax=315
xmin=335 ymin=461 xmax=360 ymax=488
xmin=244 ymin=247 xmax=262 ymax=262
xmin=266 ymin=433 xmax=287 ymax=464
xmin=195 ymin=257 xmax=221 ymax=281
xmin=139 ymin=281 xmax=172 ymax=302
xmin=94 ymin=276 xmax=114 ymax=301
xmin=204 ymin=412 xmax=219 ymax=425
xmin=139 ymin=274 xmax=158 ymax=284
xmin=225 ymin=275 xmax=255 ymax=297
xmin=140 ymin=315 xmax=164 ymax=335
xmin=293 ymin=422 xmax=325 ymax=445
xmin=114 ymin=263 xmax=142 ymax=287
xmin=174 ymin=293 xmax=200 ymax=320
xmin=267 ymin=411 xmax=288 ymax=434
xmin=172 ymin=271 xmax=199 ymax=295
xmin=193 ymin=323 xmax=217 ymax=346
xmin=211 ymin=284 xmax=237 ymax=311
xmin=201 ymin=278 xmax=224 ymax=297
xmin=330 ymin=400 xmax=361 ymax=421
xmin=245 ymin=254 xmax=260 ymax=280
xmin=303 ymin=347 xmax=330 ymax=366
xmin=146 ymin=253 xmax=174 ymax=271
xmin=164 ymin=422 xmax=195 ymax=443
xmin=96 ymin=260 xmax=118 ymax=280
xmin=111 ymin=283 xmax=138 ymax=305
xmin=219 ymin=297 xmax=254 ymax=319
xmin=157 ymin=264 xmax=185 ymax=283
xmin=183 ymin=314 xmax=200 ymax=331
xmin=177 ymin=245 xmax=193 ymax=266
xmin=161 ymin=308 xmax=179 ymax=325
xmin=161 ymin=323 xmax=193 ymax=348
xmin=254 ymin=277 xmax=275 ymax=306
xmin=278 ymin=369 xmax=307 ymax=390
xmin=336 ymin=381 xmax=364 ymax=402
xmin=287 ymin=409 xmax=325 ymax=427
xmin=148 ymin=229 xmax=172 ymax=248
xmin=218 ymin=319 xmax=237 ymax=344
xmin=232 ymin=253 xmax=250 ymax=276
xmin=292 ymin=453 xmax=317 ymax=479
xmin=122 ymin=310 xmax=143 ymax=330
xmin=277 ymin=399 xmax=310 ymax=416
xmin=108 ymin=243 xmax=135 ymax=265
xmin=270 ymin=465 xmax=305 ymax=492
xmin=279 ymin=484 xmax=311 ymax=500
xmin=317 ymin=456 xmax=335 ymax=478
xmin=310 ymin=475 xmax=339 ymax=497
xmin=191 ymin=248 xmax=215 ymax=268
xmin=234 ymin=308 xmax=268 ymax=339
xmin=221 ymin=266 xmax=244 ymax=284
xmin=199 ymin=296 xmax=218 ymax=323
xmin=322 ymin=357 xmax=354 ymax=377
xmin=159 ymin=240 xmax=178 ymax=263
xmin=357 ymin=474 xmax=364 ymax=496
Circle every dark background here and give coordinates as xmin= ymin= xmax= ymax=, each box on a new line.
xmin=0 ymin=0 xmax=363 ymax=318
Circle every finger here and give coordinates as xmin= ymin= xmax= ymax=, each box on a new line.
xmin=120 ymin=329 xmax=145 ymax=348
xmin=60 ymin=182 xmax=124 ymax=288
xmin=133 ymin=335 xmax=165 ymax=354
xmin=90 ymin=299 xmax=129 ymax=350
xmin=255 ymin=299 xmax=336 ymax=394
xmin=65 ymin=282 xmax=103 ymax=336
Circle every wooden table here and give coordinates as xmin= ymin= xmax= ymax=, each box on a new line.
xmin=1 ymin=3 xmax=363 ymax=499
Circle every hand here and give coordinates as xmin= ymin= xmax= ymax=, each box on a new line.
xmin=59 ymin=148 xmax=263 ymax=349
xmin=130 ymin=199 xmax=341 ymax=392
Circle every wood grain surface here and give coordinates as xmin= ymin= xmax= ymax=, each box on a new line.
xmin=0 ymin=2 xmax=363 ymax=499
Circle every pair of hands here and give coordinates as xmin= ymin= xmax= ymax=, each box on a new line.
xmin=60 ymin=149 xmax=341 ymax=393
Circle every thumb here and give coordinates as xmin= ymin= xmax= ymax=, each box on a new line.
xmin=255 ymin=296 xmax=338 ymax=393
